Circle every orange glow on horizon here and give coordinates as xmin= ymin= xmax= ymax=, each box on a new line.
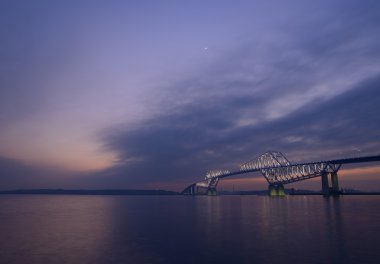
xmin=339 ymin=165 xmax=380 ymax=178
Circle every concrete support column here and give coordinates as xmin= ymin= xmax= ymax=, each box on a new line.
xmin=321 ymin=171 xmax=330 ymax=197
xmin=268 ymin=185 xmax=276 ymax=196
xmin=207 ymin=188 xmax=217 ymax=196
xmin=268 ymin=184 xmax=285 ymax=197
xmin=330 ymin=172 xmax=340 ymax=196
xmin=277 ymin=185 xmax=285 ymax=196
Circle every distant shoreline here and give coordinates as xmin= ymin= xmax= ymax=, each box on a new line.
xmin=290 ymin=192 xmax=380 ymax=195
xmin=0 ymin=189 xmax=180 ymax=195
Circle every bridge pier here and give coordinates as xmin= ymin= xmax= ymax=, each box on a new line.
xmin=268 ymin=184 xmax=285 ymax=197
xmin=321 ymin=172 xmax=330 ymax=197
xmin=330 ymin=171 xmax=340 ymax=196
xmin=322 ymin=171 xmax=340 ymax=197
xmin=207 ymin=188 xmax=217 ymax=196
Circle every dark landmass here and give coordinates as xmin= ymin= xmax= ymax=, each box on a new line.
xmin=219 ymin=190 xmax=268 ymax=195
xmin=289 ymin=188 xmax=380 ymax=195
xmin=0 ymin=189 xmax=179 ymax=195
xmin=219 ymin=189 xmax=320 ymax=195
xmin=337 ymin=192 xmax=380 ymax=195
xmin=289 ymin=189 xmax=323 ymax=195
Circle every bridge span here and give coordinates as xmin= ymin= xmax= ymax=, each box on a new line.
xmin=181 ymin=151 xmax=380 ymax=196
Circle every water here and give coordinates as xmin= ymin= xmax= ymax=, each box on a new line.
xmin=0 ymin=195 xmax=379 ymax=264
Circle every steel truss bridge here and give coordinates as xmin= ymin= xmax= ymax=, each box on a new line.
xmin=181 ymin=151 xmax=380 ymax=196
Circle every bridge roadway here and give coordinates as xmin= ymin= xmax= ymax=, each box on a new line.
xmin=182 ymin=153 xmax=380 ymax=196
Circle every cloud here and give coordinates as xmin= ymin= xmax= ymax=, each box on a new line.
xmin=98 ymin=72 xmax=380 ymax=190
xmin=96 ymin=0 xmax=380 ymax=190
xmin=1 ymin=0 xmax=380 ymax=190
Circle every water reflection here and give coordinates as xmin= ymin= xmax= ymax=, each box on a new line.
xmin=0 ymin=195 xmax=114 ymax=263
xmin=1 ymin=195 xmax=380 ymax=264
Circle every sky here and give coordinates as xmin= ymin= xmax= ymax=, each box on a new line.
xmin=1 ymin=0 xmax=380 ymax=191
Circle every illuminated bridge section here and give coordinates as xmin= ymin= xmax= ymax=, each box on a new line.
xmin=206 ymin=170 xmax=230 ymax=179
xmin=240 ymin=151 xmax=290 ymax=171
xmin=182 ymin=151 xmax=380 ymax=196
xmin=183 ymin=169 xmax=230 ymax=195
xmin=261 ymin=162 xmax=340 ymax=185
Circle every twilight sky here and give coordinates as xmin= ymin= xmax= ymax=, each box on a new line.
xmin=1 ymin=0 xmax=380 ymax=191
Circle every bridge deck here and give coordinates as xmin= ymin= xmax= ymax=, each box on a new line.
xmin=182 ymin=154 xmax=380 ymax=194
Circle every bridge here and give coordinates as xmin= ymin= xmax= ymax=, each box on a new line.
xmin=181 ymin=151 xmax=380 ymax=196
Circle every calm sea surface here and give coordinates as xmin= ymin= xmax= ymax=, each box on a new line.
xmin=0 ymin=195 xmax=379 ymax=264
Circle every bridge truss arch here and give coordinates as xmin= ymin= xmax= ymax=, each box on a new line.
xmin=261 ymin=162 xmax=341 ymax=185
xmin=240 ymin=151 xmax=290 ymax=171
